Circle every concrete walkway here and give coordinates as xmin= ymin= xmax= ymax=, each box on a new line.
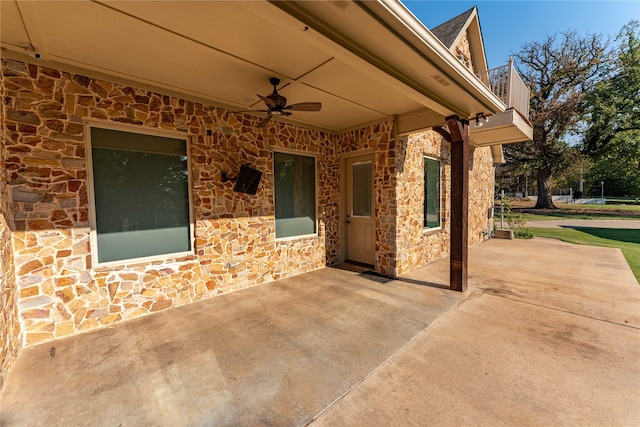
xmin=2 ymin=238 xmax=639 ymax=426
xmin=526 ymin=218 xmax=640 ymax=229
xmin=314 ymin=238 xmax=640 ymax=426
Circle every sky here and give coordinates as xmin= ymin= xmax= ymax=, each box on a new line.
xmin=404 ymin=1 xmax=640 ymax=69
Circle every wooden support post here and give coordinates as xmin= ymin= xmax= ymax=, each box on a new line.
xmin=434 ymin=115 xmax=469 ymax=292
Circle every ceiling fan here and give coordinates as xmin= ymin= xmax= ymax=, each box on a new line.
xmin=245 ymin=77 xmax=322 ymax=128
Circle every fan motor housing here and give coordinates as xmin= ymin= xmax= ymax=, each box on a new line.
xmin=268 ymin=93 xmax=287 ymax=109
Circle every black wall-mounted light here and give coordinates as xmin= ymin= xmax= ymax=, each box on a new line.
xmin=475 ymin=112 xmax=489 ymax=127
xmin=221 ymin=171 xmax=236 ymax=182
xmin=222 ymin=165 xmax=262 ymax=195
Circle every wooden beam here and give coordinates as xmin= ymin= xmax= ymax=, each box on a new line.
xmin=396 ymin=108 xmax=444 ymax=136
xmin=436 ymin=116 xmax=469 ymax=292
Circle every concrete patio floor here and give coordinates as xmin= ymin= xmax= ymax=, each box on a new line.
xmin=2 ymin=238 xmax=639 ymax=426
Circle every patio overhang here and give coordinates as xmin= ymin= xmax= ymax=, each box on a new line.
xmin=395 ymin=107 xmax=533 ymax=149
xmin=0 ymin=0 xmax=529 ymax=295
xmin=1 ymin=0 xmax=509 ymax=134
xmin=469 ymin=109 xmax=533 ymax=147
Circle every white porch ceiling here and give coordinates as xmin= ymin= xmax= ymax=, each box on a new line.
xmin=1 ymin=0 xmax=508 ymax=133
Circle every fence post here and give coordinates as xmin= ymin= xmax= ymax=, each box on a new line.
xmin=507 ymin=57 xmax=514 ymax=108
xmin=500 ymin=189 xmax=505 ymax=229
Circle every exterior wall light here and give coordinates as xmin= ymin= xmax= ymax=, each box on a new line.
xmin=474 ymin=112 xmax=489 ymax=127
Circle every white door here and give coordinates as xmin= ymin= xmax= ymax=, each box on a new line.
xmin=346 ymin=155 xmax=375 ymax=265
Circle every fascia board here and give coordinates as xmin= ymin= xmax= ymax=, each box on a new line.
xmin=368 ymin=0 xmax=505 ymax=114
xmin=470 ymin=14 xmax=490 ymax=75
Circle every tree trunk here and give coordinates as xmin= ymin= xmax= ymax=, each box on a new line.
xmin=534 ymin=167 xmax=556 ymax=209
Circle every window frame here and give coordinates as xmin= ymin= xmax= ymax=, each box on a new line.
xmin=272 ymin=148 xmax=318 ymax=241
xmin=350 ymin=160 xmax=374 ymax=218
xmin=84 ymin=120 xmax=194 ymax=268
xmin=423 ymin=155 xmax=442 ymax=232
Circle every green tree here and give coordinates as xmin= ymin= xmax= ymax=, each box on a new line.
xmin=581 ymin=21 xmax=640 ymax=196
xmin=505 ymin=31 xmax=608 ymax=208
xmin=586 ymin=137 xmax=640 ymax=196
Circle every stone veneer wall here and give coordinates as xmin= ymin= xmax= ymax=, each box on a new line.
xmin=2 ymin=58 xmax=340 ymax=348
xmin=454 ymin=32 xmax=475 ymax=71
xmin=394 ymin=134 xmax=495 ymax=276
xmin=1 ymin=56 xmax=495 ymax=368
xmin=1 ymin=69 xmax=20 ymax=384
xmin=468 ymin=146 xmax=496 ymax=244
xmin=395 ymin=131 xmax=451 ymax=276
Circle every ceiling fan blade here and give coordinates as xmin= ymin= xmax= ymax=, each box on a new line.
xmin=256 ymin=115 xmax=272 ymax=128
xmin=235 ymin=108 xmax=269 ymax=114
xmin=257 ymin=94 xmax=276 ymax=109
xmin=284 ymin=102 xmax=322 ymax=112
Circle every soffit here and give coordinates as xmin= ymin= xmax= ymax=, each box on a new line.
xmin=1 ymin=0 xmax=504 ymax=133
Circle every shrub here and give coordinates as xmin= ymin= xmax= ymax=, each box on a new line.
xmin=501 ymin=196 xmax=534 ymax=239
xmin=514 ymin=229 xmax=535 ymax=239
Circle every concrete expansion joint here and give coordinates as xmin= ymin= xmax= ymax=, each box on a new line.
xmin=306 ymin=288 xmax=477 ymax=426
xmin=478 ymin=290 xmax=640 ymax=331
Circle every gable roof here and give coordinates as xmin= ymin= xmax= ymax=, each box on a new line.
xmin=430 ymin=6 xmax=489 ymax=77
xmin=431 ymin=7 xmax=475 ymax=49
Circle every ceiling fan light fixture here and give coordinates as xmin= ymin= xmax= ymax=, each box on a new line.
xmin=248 ymin=77 xmax=322 ymax=129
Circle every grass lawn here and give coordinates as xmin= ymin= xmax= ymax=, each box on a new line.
xmin=532 ymin=227 xmax=640 ymax=284
xmin=606 ymin=197 xmax=640 ymax=205
xmin=558 ymin=203 xmax=640 ymax=213
xmin=521 ymin=212 xmax=639 ymax=221
xmin=516 ymin=203 xmax=640 ymax=221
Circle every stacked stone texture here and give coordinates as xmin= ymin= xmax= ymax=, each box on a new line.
xmin=1 ymin=58 xmax=338 ymax=349
xmin=1 ymin=52 xmax=495 ymax=367
xmin=1 ymin=81 xmax=21 ymax=381
xmin=395 ymin=132 xmax=451 ymax=275
xmin=455 ymin=34 xmax=474 ymax=71
xmin=468 ymin=147 xmax=497 ymax=244
xmin=394 ymin=137 xmax=495 ymax=277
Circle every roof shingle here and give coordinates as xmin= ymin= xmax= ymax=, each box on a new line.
xmin=431 ymin=7 xmax=475 ymax=48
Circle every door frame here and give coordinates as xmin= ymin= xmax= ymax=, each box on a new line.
xmin=339 ymin=149 xmax=376 ymax=265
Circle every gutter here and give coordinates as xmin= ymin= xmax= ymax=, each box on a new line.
xmin=361 ymin=0 xmax=506 ymax=115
